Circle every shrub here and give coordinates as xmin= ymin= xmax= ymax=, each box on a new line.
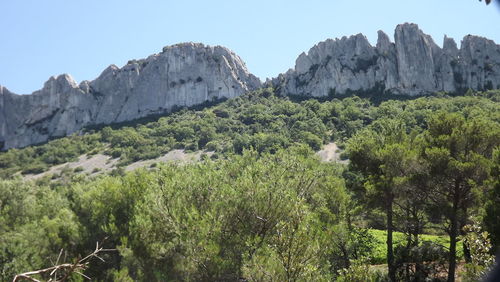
xmin=21 ymin=163 xmax=48 ymax=175
xmin=205 ymin=141 xmax=221 ymax=152
xmin=339 ymin=151 xmax=349 ymax=160
xmin=298 ymin=131 xmax=323 ymax=151
xmin=336 ymin=257 xmax=385 ymax=282
xmin=462 ymin=221 xmax=495 ymax=282
xmin=74 ymin=166 xmax=85 ymax=173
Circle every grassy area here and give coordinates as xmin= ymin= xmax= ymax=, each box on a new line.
xmin=368 ymin=229 xmax=463 ymax=264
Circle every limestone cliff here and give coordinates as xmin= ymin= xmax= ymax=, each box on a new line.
xmin=0 ymin=43 xmax=261 ymax=149
xmin=271 ymin=23 xmax=500 ymax=97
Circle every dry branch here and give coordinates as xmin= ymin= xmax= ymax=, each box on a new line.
xmin=13 ymin=241 xmax=115 ymax=282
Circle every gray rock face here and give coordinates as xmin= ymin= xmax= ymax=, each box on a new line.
xmin=271 ymin=23 xmax=500 ymax=97
xmin=0 ymin=43 xmax=261 ymax=149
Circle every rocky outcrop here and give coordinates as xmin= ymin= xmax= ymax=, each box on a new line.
xmin=0 ymin=43 xmax=261 ymax=149
xmin=271 ymin=23 xmax=500 ymax=97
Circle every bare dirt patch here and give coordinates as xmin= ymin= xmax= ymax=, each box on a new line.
xmin=316 ymin=142 xmax=348 ymax=164
xmin=124 ymin=150 xmax=213 ymax=172
xmin=24 ymin=154 xmax=118 ymax=180
xmin=24 ymin=150 xmax=214 ymax=180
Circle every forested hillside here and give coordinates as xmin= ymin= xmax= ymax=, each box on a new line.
xmin=1 ymin=89 xmax=499 ymax=281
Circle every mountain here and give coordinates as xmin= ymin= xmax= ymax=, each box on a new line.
xmin=1 ymin=23 xmax=500 ymax=150
xmin=270 ymin=23 xmax=500 ymax=97
xmin=0 ymin=43 xmax=261 ymax=149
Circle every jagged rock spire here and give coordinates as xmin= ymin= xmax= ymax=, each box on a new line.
xmin=271 ymin=23 xmax=500 ymax=97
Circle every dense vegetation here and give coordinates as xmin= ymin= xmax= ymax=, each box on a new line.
xmin=0 ymin=88 xmax=375 ymax=177
xmin=0 ymin=89 xmax=499 ymax=281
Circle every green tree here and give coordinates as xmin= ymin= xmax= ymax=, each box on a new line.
xmin=484 ymin=148 xmax=500 ymax=251
xmin=422 ymin=113 xmax=500 ymax=282
xmin=348 ymin=119 xmax=419 ymax=281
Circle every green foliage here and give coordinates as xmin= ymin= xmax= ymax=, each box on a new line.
xmin=0 ymin=89 xmax=499 ymax=281
xmin=127 ymin=148 xmax=346 ymax=280
xmin=423 ymin=111 xmax=499 ymax=279
xmin=368 ymin=229 xmax=459 ymax=264
xmin=462 ymin=221 xmax=495 ymax=282
xmin=74 ymin=166 xmax=84 ymax=173
xmin=347 ymin=105 xmax=500 ymax=281
xmin=1 ymin=88 xmax=500 ymax=178
xmin=336 ymin=257 xmax=385 ymax=282
xmin=0 ymin=147 xmax=351 ymax=280
xmin=0 ymin=180 xmax=81 ymax=280
xmin=484 ymin=148 xmax=500 ymax=250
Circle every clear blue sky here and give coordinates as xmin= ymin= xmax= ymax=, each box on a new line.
xmin=1 ymin=0 xmax=499 ymax=94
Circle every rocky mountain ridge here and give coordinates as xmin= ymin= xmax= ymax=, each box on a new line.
xmin=0 ymin=43 xmax=261 ymax=149
xmin=270 ymin=23 xmax=500 ymax=97
xmin=1 ymin=23 xmax=500 ymax=149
